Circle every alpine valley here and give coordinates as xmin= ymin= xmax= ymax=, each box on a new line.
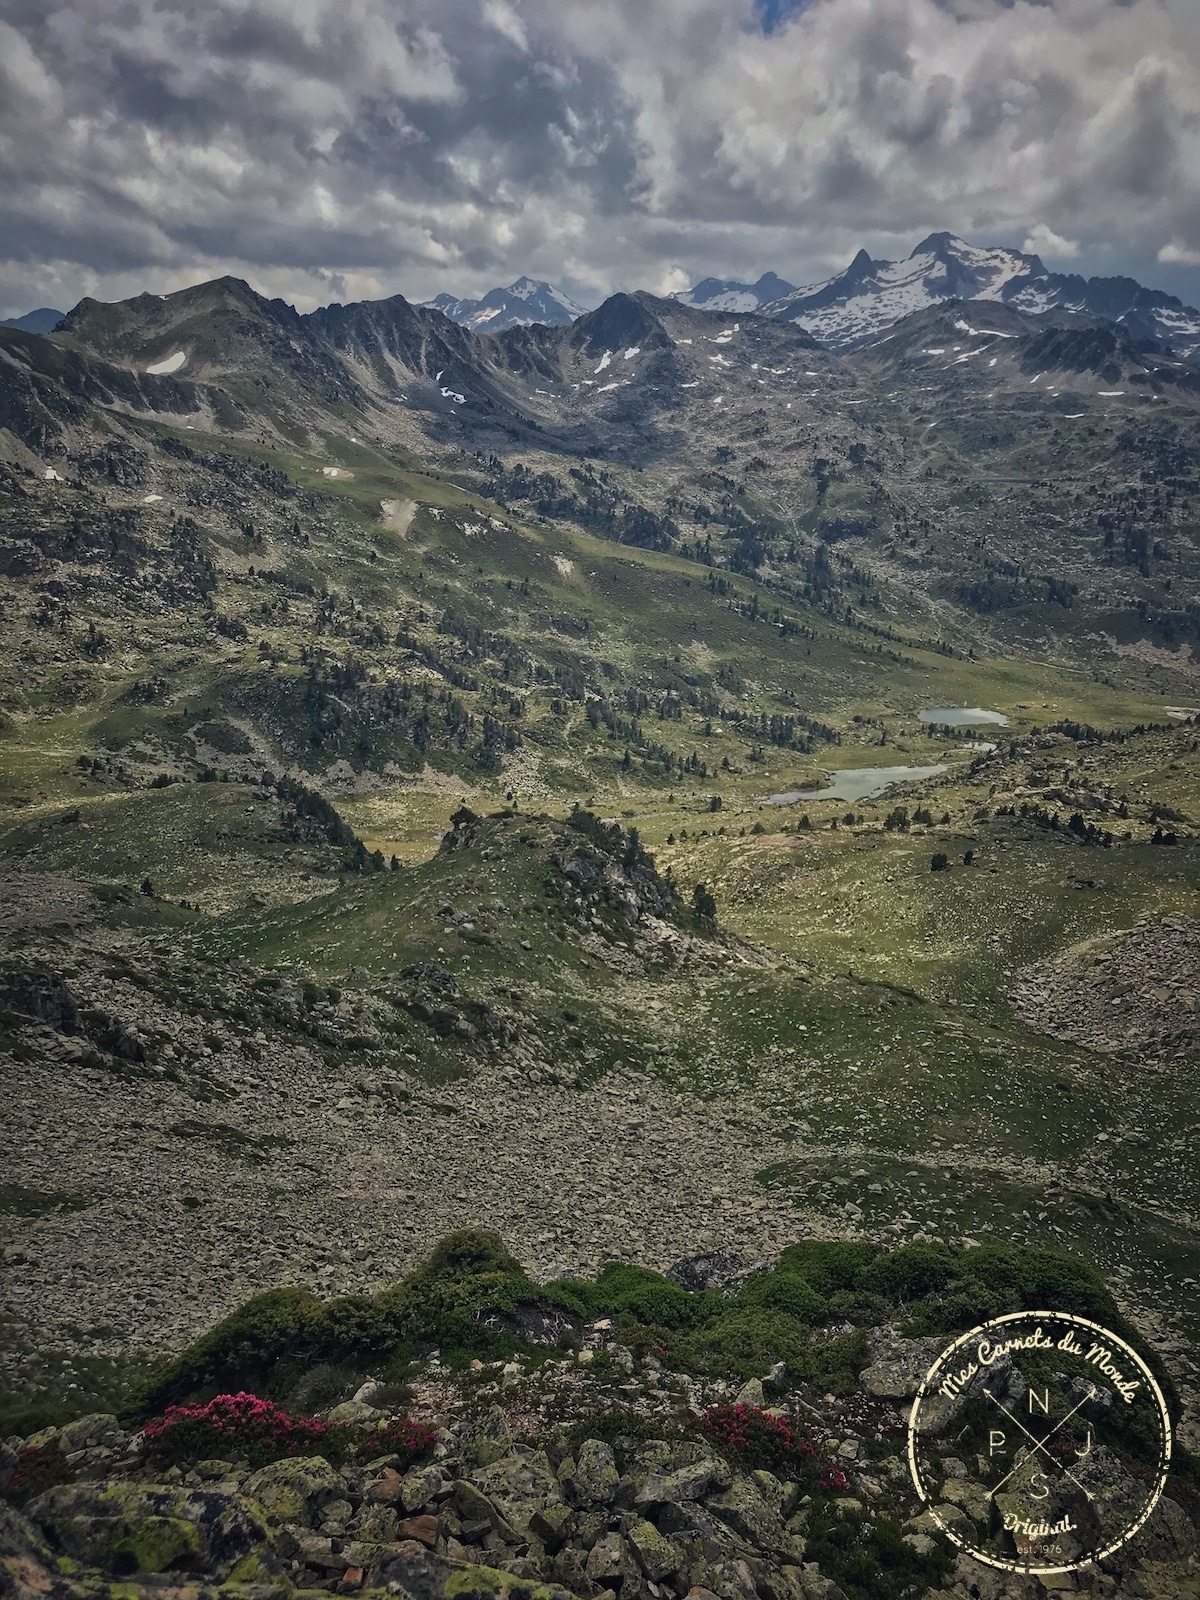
xmin=2 ymin=242 xmax=1200 ymax=1600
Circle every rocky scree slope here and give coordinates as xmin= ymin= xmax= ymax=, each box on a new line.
xmin=2 ymin=1229 xmax=1198 ymax=1600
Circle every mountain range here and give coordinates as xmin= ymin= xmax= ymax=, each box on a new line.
xmin=7 ymin=234 xmax=1200 ymax=364
xmin=424 ymin=275 xmax=587 ymax=332
xmin=680 ymin=232 xmax=1200 ymax=358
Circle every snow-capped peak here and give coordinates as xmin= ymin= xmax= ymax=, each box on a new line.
xmin=686 ymin=233 xmax=1200 ymax=359
xmin=425 ymin=278 xmax=587 ymax=332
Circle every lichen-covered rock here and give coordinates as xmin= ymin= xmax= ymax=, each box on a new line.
xmin=465 ymin=1406 xmax=514 ymax=1468
xmin=561 ymin=1440 xmax=619 ymax=1508
xmin=469 ymin=1446 xmax=563 ymax=1538
xmin=529 ymin=1502 xmax=575 ymax=1552
xmin=371 ymin=1541 xmax=576 ymax=1600
xmin=625 ymin=1518 xmax=683 ymax=1581
xmin=584 ymin=1531 xmax=625 ymax=1582
xmin=858 ymin=1330 xmax=947 ymax=1400
xmin=241 ymin=1455 xmax=342 ymax=1527
xmin=326 ymin=1400 xmax=380 ymax=1425
xmin=354 ymin=1502 xmax=400 ymax=1544
xmin=939 ymin=1476 xmax=990 ymax=1524
xmin=552 ymin=1543 xmax=593 ymax=1595
xmin=55 ymin=1416 xmax=128 ymax=1457
xmin=23 ymin=1481 xmax=275 ymax=1581
xmin=0 ymin=1500 xmax=75 ymax=1600
xmin=636 ymin=1454 xmax=729 ymax=1508
xmin=705 ymin=1474 xmax=783 ymax=1552
xmin=401 ymin=1463 xmax=448 ymax=1513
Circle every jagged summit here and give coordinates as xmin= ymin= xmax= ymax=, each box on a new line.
xmin=676 ymin=270 xmax=796 ymax=314
xmin=425 ymin=276 xmax=586 ymax=332
xmin=682 ymin=233 xmax=1200 ymax=358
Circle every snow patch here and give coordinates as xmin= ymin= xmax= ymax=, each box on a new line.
xmin=595 ymin=351 xmax=612 ymax=373
xmin=623 ymin=346 xmax=640 ymax=359
xmin=145 ymin=350 xmax=186 ymax=375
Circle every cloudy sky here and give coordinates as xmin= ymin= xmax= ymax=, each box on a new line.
xmin=2 ymin=0 xmax=1199 ymax=318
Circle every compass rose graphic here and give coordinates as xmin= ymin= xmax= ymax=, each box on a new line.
xmin=907 ymin=1311 xmax=1172 ymax=1575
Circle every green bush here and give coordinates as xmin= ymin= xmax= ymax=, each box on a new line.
xmin=139 ymin=1287 xmax=324 ymax=1412
xmin=789 ymin=1329 xmax=871 ymax=1395
xmin=775 ymin=1241 xmax=880 ymax=1296
xmin=377 ymin=1227 xmax=543 ymax=1354
xmin=732 ymin=1269 xmax=827 ymax=1323
xmin=311 ymin=1295 xmax=397 ymax=1360
xmin=553 ymin=1260 xmax=723 ymax=1324
xmin=673 ymin=1309 xmax=814 ymax=1379
xmin=859 ymin=1242 xmax=957 ymax=1301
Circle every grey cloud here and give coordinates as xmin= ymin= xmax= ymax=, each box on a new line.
xmin=0 ymin=0 xmax=1198 ymax=319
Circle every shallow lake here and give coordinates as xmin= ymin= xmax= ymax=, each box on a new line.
xmin=919 ymin=706 xmax=1008 ymax=726
xmin=765 ymin=763 xmax=949 ymax=805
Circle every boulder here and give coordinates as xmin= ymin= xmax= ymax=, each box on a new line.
xmin=327 ymin=1400 xmax=380 ymax=1425
xmin=55 ymin=1415 xmax=127 ymax=1455
xmin=626 ymin=1518 xmax=683 ymax=1582
xmin=370 ymin=1540 xmax=576 ymax=1600
xmin=940 ymin=1477 xmax=990 ymax=1524
xmin=635 ymin=1456 xmax=728 ymax=1508
xmin=561 ymin=1439 xmax=619 ymax=1508
xmin=585 ymin=1531 xmax=625 ymax=1583
xmin=666 ymin=1253 xmax=748 ymax=1291
xmin=467 ymin=1406 xmax=514 ymax=1468
xmin=529 ymin=1502 xmax=575 ymax=1551
xmin=454 ymin=1480 xmax=522 ymax=1545
xmin=705 ymin=1474 xmax=783 ymax=1552
xmin=24 ymin=1481 xmax=276 ymax=1581
xmin=470 ymin=1446 xmax=564 ymax=1539
xmin=858 ymin=1330 xmax=946 ymax=1400
xmin=401 ymin=1462 xmax=449 ymax=1512
xmin=397 ymin=1513 xmax=439 ymax=1547
xmin=242 ymin=1454 xmax=343 ymax=1527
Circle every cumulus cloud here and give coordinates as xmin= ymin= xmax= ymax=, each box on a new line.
xmin=1023 ymin=224 xmax=1080 ymax=259
xmin=1159 ymin=239 xmax=1200 ymax=267
xmin=1 ymin=0 xmax=1199 ymax=316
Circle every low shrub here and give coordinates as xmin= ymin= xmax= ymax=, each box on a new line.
xmin=0 ymin=1442 xmax=73 ymax=1507
xmin=552 ymin=1264 xmax=719 ymax=1330
xmin=377 ymin=1228 xmax=544 ymax=1354
xmin=143 ymin=1392 xmax=332 ymax=1468
xmin=358 ymin=1415 xmax=437 ymax=1466
xmin=859 ymin=1241 xmax=956 ymax=1301
xmin=673 ymin=1308 xmax=814 ymax=1379
xmin=803 ymin=1501 xmax=954 ymax=1600
xmin=732 ymin=1269 xmax=827 ymax=1323
xmin=139 ymin=1287 xmax=324 ymax=1411
xmin=774 ymin=1242 xmax=880 ymax=1297
xmin=699 ymin=1404 xmax=818 ymax=1477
